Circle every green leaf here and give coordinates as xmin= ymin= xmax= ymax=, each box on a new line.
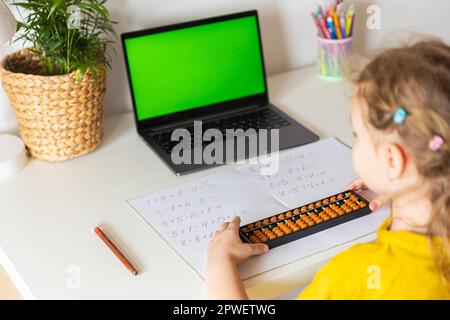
xmin=47 ymin=0 xmax=62 ymax=19
xmin=10 ymin=0 xmax=116 ymax=82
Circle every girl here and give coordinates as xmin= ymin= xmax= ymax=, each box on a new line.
xmin=206 ymin=39 xmax=450 ymax=299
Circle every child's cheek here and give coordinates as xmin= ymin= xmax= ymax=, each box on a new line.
xmin=352 ymin=142 xmax=365 ymax=178
xmin=352 ymin=141 xmax=373 ymax=186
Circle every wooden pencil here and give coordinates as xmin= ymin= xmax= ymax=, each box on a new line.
xmin=94 ymin=226 xmax=138 ymax=276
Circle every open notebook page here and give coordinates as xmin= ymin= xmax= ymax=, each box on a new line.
xmin=128 ymin=138 xmax=390 ymax=280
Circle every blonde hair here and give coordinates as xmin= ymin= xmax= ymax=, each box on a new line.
xmin=353 ymin=39 xmax=450 ymax=286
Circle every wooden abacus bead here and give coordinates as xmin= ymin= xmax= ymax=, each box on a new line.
xmin=360 ymin=202 xmax=367 ymax=207
xmin=292 ymin=225 xmax=300 ymax=232
xmin=330 ymin=212 xmax=338 ymax=218
xmin=293 ymin=208 xmax=300 ymax=214
xmin=241 ymin=227 xmax=248 ymax=233
xmin=337 ymin=209 xmax=345 ymax=215
xmin=307 ymin=220 xmax=315 ymax=226
xmin=308 ymin=203 xmax=315 ymax=210
xmin=301 ymin=206 xmax=307 ymax=212
xmin=323 ymin=198 xmax=330 ymax=204
xmin=323 ymin=216 xmax=331 ymax=221
xmin=345 ymin=192 xmax=352 ymax=197
xmin=252 ymin=238 xmax=261 ymax=243
xmin=316 ymin=218 xmax=324 ymax=223
xmin=276 ymin=230 xmax=285 ymax=237
xmin=255 ymin=233 xmax=265 ymax=240
xmin=255 ymin=221 xmax=263 ymax=227
xmin=315 ymin=201 xmax=322 ymax=207
xmin=350 ymin=195 xmax=358 ymax=202
xmin=278 ymin=213 xmax=285 ymax=220
xmin=263 ymin=218 xmax=270 ymax=225
xmin=337 ymin=194 xmax=344 ymax=199
xmin=270 ymin=216 xmax=278 ymax=223
xmin=268 ymin=234 xmax=277 ymax=240
xmin=330 ymin=196 xmax=337 ymax=202
xmin=286 ymin=211 xmax=293 ymax=217
xmin=260 ymin=236 xmax=269 ymax=242
xmin=248 ymin=224 xmax=255 ymax=229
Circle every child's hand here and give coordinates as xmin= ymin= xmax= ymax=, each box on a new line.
xmin=207 ymin=216 xmax=269 ymax=267
xmin=346 ymin=177 xmax=390 ymax=211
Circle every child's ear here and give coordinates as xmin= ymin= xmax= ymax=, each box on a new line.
xmin=383 ymin=143 xmax=407 ymax=180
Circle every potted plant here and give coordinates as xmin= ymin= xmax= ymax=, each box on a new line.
xmin=0 ymin=0 xmax=116 ymax=161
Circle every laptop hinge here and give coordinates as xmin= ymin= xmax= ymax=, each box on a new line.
xmin=143 ymin=104 xmax=265 ymax=135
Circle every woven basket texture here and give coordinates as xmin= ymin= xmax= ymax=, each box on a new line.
xmin=1 ymin=49 xmax=106 ymax=161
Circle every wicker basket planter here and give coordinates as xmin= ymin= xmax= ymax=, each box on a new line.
xmin=0 ymin=49 xmax=106 ymax=162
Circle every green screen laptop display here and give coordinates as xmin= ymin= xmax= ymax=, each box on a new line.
xmin=123 ymin=16 xmax=266 ymax=121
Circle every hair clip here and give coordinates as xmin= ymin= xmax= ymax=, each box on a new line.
xmin=429 ymin=135 xmax=444 ymax=152
xmin=393 ymin=107 xmax=408 ymax=124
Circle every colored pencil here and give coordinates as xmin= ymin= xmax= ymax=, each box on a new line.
xmin=94 ymin=226 xmax=139 ymax=276
xmin=346 ymin=3 xmax=355 ymax=37
xmin=311 ymin=12 xmax=325 ymax=38
xmin=311 ymin=1 xmax=355 ymax=40
xmin=327 ymin=16 xmax=337 ymax=39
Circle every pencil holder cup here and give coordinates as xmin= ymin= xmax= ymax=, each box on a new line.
xmin=317 ymin=37 xmax=352 ymax=81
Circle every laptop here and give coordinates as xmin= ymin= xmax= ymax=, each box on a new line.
xmin=121 ymin=10 xmax=318 ymax=175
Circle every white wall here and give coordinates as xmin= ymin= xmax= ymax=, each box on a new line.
xmin=1 ymin=0 xmax=449 ymax=133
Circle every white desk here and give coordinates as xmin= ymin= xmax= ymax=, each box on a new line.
xmin=0 ymin=63 xmax=375 ymax=299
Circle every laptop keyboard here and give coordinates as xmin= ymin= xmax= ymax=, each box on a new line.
xmin=150 ymin=109 xmax=290 ymax=154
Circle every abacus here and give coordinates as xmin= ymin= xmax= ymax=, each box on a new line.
xmin=239 ymin=190 xmax=371 ymax=249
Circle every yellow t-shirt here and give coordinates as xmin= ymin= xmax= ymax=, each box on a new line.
xmin=297 ymin=217 xmax=449 ymax=299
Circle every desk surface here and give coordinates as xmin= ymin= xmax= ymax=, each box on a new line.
xmin=0 ymin=63 xmax=374 ymax=299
